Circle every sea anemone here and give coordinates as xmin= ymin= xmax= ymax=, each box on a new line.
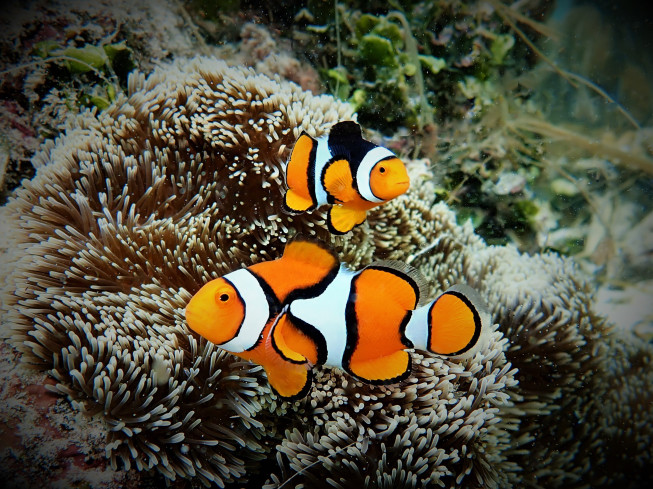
xmin=265 ymin=342 xmax=521 ymax=489
xmin=1 ymin=56 xmax=353 ymax=486
xmin=1 ymin=56 xmax=650 ymax=488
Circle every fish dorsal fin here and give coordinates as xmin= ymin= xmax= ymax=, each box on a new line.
xmin=283 ymin=237 xmax=339 ymax=269
xmin=250 ymin=237 xmax=339 ymax=304
xmin=327 ymin=121 xmax=375 ymax=165
xmin=367 ymin=260 xmax=429 ymax=306
xmin=322 ymin=159 xmax=358 ymax=203
xmin=329 ymin=121 xmax=362 ymax=142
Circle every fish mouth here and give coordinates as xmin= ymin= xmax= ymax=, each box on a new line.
xmin=184 ymin=306 xmax=199 ymax=332
xmin=395 ymin=180 xmax=410 ymax=190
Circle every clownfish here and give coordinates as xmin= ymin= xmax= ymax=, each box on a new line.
xmin=283 ymin=121 xmax=410 ymax=234
xmin=185 ymin=239 xmax=488 ymax=399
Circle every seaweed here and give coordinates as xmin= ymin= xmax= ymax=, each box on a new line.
xmin=305 ymin=3 xmax=535 ymax=129
xmin=29 ymin=39 xmax=134 ymax=111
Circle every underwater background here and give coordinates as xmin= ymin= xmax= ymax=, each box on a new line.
xmin=0 ymin=0 xmax=651 ymax=488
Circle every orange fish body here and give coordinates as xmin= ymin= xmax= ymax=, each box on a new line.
xmin=272 ymin=263 xmax=418 ymax=384
xmin=273 ymin=255 xmax=487 ymax=389
xmin=186 ymin=239 xmax=488 ymax=399
xmin=284 ymin=121 xmax=410 ymax=234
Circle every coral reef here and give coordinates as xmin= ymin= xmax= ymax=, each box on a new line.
xmin=232 ymin=22 xmax=322 ymax=93
xmin=291 ymin=0 xmax=653 ymax=306
xmin=1 ymin=0 xmax=200 ymax=74
xmin=1 ymin=40 xmax=651 ymax=489
xmin=0 ymin=0 xmax=323 ymax=204
xmin=521 ymin=332 xmax=653 ymax=489
xmin=289 ymin=1 xmax=555 ymax=253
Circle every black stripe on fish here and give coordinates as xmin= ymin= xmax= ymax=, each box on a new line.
xmin=283 ymin=311 xmax=329 ymax=366
xmin=306 ymin=133 xmax=319 ymax=209
xmin=244 ymin=270 xmax=282 ymax=351
xmin=284 ymin=259 xmax=340 ymax=305
xmin=340 ymin=274 xmax=359 ymax=378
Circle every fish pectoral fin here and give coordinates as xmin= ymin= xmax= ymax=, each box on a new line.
xmin=255 ymin=314 xmax=312 ymax=399
xmin=347 ymin=350 xmax=412 ymax=384
xmin=322 ymin=159 xmax=357 ymax=203
xmin=238 ymin=343 xmax=311 ymax=399
xmin=284 ymin=189 xmax=315 ymax=214
xmin=327 ymin=205 xmax=368 ymax=234
xmin=271 ymin=312 xmax=309 ymax=364
xmin=263 ymin=361 xmax=312 ymax=399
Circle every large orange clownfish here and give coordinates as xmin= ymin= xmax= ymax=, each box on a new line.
xmin=185 ymin=239 xmax=489 ymax=399
xmin=283 ymin=121 xmax=410 ymax=234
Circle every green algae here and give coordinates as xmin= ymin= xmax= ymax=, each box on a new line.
xmin=301 ymin=5 xmax=520 ymax=130
xmin=30 ymin=40 xmax=133 ymax=112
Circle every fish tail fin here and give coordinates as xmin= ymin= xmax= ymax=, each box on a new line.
xmin=284 ymin=132 xmax=317 ymax=214
xmin=406 ymin=284 xmax=488 ymax=358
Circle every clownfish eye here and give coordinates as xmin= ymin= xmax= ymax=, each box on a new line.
xmin=216 ymin=291 xmax=231 ymax=303
xmin=379 ymin=166 xmax=386 ymax=174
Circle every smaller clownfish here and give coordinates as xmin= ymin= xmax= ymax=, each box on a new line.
xmin=283 ymin=121 xmax=410 ymax=234
xmin=185 ymin=238 xmax=489 ymax=399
